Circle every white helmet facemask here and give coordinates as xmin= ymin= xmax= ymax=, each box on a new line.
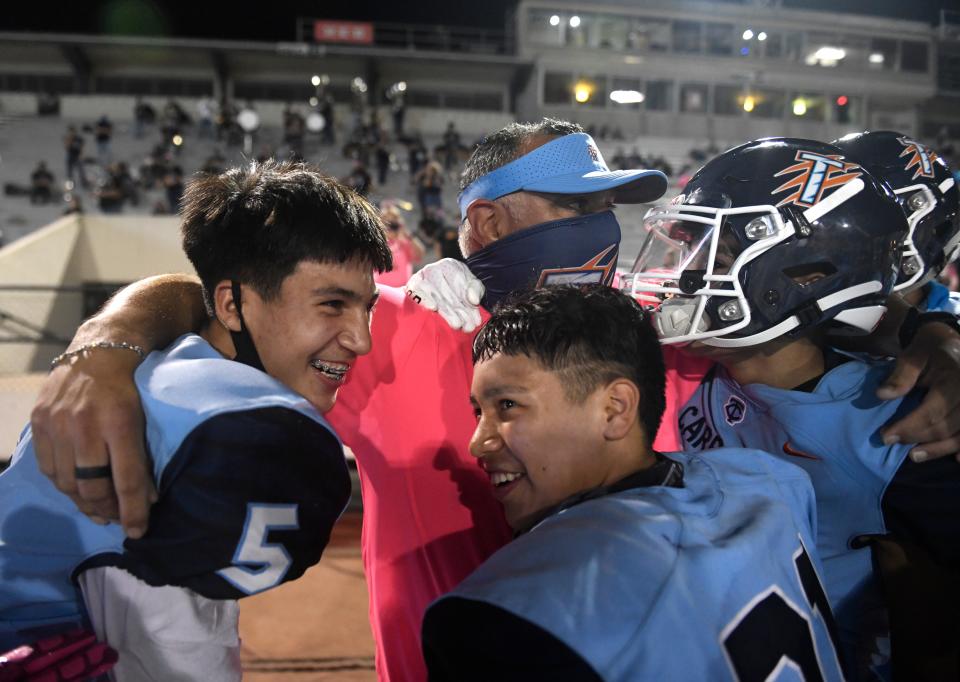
xmin=621 ymin=178 xmax=882 ymax=347
xmin=892 ymin=177 xmax=959 ymax=293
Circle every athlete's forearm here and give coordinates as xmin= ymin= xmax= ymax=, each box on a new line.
xmin=71 ymin=274 xmax=206 ymax=353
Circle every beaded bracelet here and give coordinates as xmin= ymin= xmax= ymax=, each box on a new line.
xmin=49 ymin=341 xmax=146 ymax=371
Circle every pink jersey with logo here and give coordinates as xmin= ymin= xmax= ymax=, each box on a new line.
xmin=327 ymin=286 xmax=710 ymax=680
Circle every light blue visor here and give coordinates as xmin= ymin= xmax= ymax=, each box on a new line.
xmin=458 ymin=133 xmax=668 ymax=219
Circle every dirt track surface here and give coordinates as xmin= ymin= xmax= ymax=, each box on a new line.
xmin=240 ymin=512 xmax=376 ymax=681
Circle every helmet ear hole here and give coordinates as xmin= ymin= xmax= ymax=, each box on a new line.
xmin=782 ymin=262 xmax=837 ymax=286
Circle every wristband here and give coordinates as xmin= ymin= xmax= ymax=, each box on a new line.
xmin=50 ymin=341 xmax=146 ymax=371
xmin=898 ymin=309 xmax=960 ymax=349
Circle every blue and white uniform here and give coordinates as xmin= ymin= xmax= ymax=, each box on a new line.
xmin=424 ymin=449 xmax=844 ymax=682
xmin=678 ymin=357 xmax=960 ymax=678
xmin=0 ymin=334 xmax=350 ymax=652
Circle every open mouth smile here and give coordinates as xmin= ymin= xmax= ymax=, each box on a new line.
xmin=310 ymin=360 xmax=349 ymax=383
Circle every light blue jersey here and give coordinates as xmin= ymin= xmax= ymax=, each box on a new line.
xmin=0 ymin=334 xmax=348 ymax=650
xmin=436 ymin=449 xmax=844 ymax=681
xmin=679 ymin=359 xmax=913 ymax=677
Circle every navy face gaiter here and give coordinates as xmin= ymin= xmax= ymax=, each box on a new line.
xmin=230 ymin=281 xmax=266 ymax=372
xmin=466 ymin=210 xmax=622 ymax=310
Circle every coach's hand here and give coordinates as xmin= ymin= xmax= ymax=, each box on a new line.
xmin=31 ymin=350 xmax=156 ymax=539
xmin=405 ymin=258 xmax=484 ymax=332
xmin=879 ymin=320 xmax=960 ymax=463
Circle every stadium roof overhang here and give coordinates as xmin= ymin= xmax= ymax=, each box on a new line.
xmin=0 ymin=32 xmax=532 ymax=89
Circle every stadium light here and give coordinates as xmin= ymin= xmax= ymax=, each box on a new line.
xmin=569 ymin=15 xmax=581 ymax=28
xmin=574 ymin=81 xmax=593 ymax=103
xmin=814 ymin=46 xmax=845 ymax=61
xmin=172 ymin=134 xmax=184 ymax=147
xmin=742 ymin=95 xmax=756 ymax=113
xmin=309 ymin=96 xmax=319 ymax=107
xmin=311 ymin=75 xmax=321 ymax=87
xmin=550 ymin=14 xmax=560 ymax=26
xmin=792 ymin=98 xmax=807 ymax=116
xmin=742 ymin=29 xmax=754 ymax=40
xmin=807 ymin=46 xmax=846 ymax=66
xmin=757 ymin=32 xmax=767 ymax=41
xmin=869 ymin=52 xmax=885 ymax=64
xmin=610 ymin=90 xmax=645 ymax=104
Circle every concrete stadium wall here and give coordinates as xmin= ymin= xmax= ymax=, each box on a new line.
xmin=0 ymin=214 xmax=190 ymax=374
xmin=0 ymin=93 xmax=41 ymax=116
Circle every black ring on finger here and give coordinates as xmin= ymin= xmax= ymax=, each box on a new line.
xmin=74 ymin=464 xmax=112 ymax=480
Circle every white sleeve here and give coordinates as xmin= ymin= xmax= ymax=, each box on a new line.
xmin=79 ymin=566 xmax=242 ymax=682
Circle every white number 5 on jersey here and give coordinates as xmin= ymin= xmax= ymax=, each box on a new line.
xmin=217 ymin=503 xmax=299 ymax=595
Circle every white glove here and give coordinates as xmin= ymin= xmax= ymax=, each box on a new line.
xmin=405 ymin=258 xmax=485 ymax=332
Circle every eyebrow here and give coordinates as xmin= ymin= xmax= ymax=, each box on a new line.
xmin=474 ymin=384 xmax=531 ymax=402
xmin=311 ymin=286 xmax=379 ymax=303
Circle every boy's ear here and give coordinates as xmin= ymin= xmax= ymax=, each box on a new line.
xmin=213 ymin=280 xmax=242 ymax=333
xmin=601 ymin=378 xmax=641 ymax=442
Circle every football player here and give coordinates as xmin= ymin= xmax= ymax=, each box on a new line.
xmin=833 ymin=130 xmax=960 ymax=314
xmin=424 ymin=285 xmax=844 ymax=681
xmin=624 ymin=137 xmax=960 ymax=679
xmin=0 ymin=160 xmax=391 ymax=680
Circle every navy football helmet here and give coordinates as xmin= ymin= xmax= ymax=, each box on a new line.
xmin=622 ymin=138 xmax=906 ymax=347
xmin=832 ymin=131 xmax=960 ymax=293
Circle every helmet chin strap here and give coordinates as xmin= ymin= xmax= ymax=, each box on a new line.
xmin=229 ymin=281 xmax=266 ymax=372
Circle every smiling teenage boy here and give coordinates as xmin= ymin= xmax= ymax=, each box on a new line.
xmin=0 ymin=161 xmax=391 ymax=680
xmin=423 ymin=285 xmax=844 ymax=682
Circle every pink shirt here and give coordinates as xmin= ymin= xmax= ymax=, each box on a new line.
xmin=328 ymin=287 xmax=711 ymax=680
xmin=374 ymin=238 xmax=417 ymax=288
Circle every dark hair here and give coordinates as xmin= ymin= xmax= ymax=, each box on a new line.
xmin=473 ymin=284 xmax=666 ymax=445
xmin=459 ymin=118 xmax=583 ymax=192
xmin=181 ymin=160 xmax=392 ymax=316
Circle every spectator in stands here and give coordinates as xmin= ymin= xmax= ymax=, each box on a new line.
xmin=138 ymin=145 xmax=168 ymax=190
xmin=196 ymin=96 xmax=215 ymax=140
xmin=114 ymin=162 xmax=139 ymax=207
xmin=442 ymin=121 xmax=461 ymax=170
xmin=161 ymin=100 xmax=187 ymax=151
xmin=216 ymin=100 xmax=239 ymax=145
xmin=320 ymin=95 xmax=335 ymax=145
xmin=63 ymin=125 xmax=88 ymax=190
xmin=150 ymin=199 xmax=169 ymax=216
xmin=408 ymin=136 xmax=428 ymax=178
xmin=342 ymin=160 xmax=372 ymax=197
xmin=96 ymin=167 xmax=125 ymax=214
xmin=431 ymin=209 xmax=462 ymax=262
xmin=163 ymin=165 xmax=185 ymax=214
xmin=283 ymin=105 xmax=306 ymax=160
xmin=375 ymin=203 xmax=426 ymax=287
xmin=375 ymin=144 xmax=391 ymax=186
xmin=30 ymin=162 xmax=54 ymax=205
xmin=415 ymin=160 xmax=444 ymax=215
xmin=392 ymin=94 xmax=406 ymax=139
xmin=94 ymin=115 xmax=113 ymax=167
xmin=133 ymin=97 xmax=155 ymax=139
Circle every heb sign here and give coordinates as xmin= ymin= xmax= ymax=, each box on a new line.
xmin=314 ymin=20 xmax=374 ymax=45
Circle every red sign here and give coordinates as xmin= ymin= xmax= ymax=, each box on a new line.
xmin=314 ymin=20 xmax=374 ymax=45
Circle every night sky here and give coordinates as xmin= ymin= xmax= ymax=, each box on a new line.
xmin=1 ymin=0 xmax=953 ymax=41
